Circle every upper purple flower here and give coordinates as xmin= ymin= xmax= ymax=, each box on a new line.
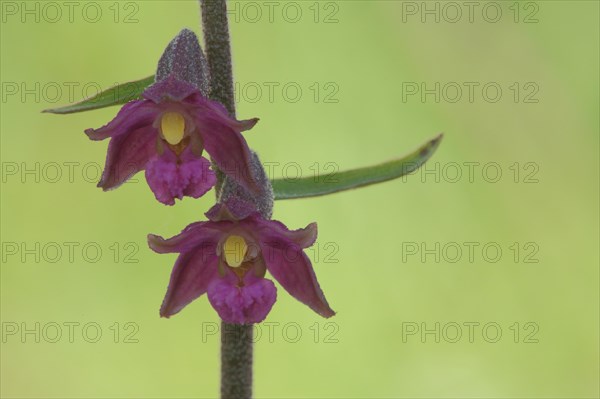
xmin=84 ymin=29 xmax=259 ymax=205
xmin=148 ymin=198 xmax=335 ymax=324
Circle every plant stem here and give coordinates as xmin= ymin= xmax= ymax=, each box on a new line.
xmin=199 ymin=1 xmax=254 ymax=398
xmin=201 ymin=0 xmax=237 ymax=194
xmin=220 ymin=323 xmax=253 ymax=399
xmin=200 ymin=0 xmax=236 ymax=117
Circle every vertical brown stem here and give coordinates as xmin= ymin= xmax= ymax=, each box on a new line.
xmin=220 ymin=322 xmax=253 ymax=399
xmin=199 ymin=1 xmax=253 ymax=398
xmin=200 ymin=0 xmax=236 ymax=117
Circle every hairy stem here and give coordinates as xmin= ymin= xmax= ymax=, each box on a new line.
xmin=220 ymin=322 xmax=253 ymax=399
xmin=201 ymin=0 xmax=237 ymax=194
xmin=199 ymin=1 xmax=254 ymax=398
xmin=200 ymin=0 xmax=236 ymax=117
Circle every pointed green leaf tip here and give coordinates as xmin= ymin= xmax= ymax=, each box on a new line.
xmin=271 ymin=133 xmax=443 ymax=200
xmin=43 ymin=76 xmax=155 ymax=114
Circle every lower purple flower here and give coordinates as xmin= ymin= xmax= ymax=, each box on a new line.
xmin=148 ymin=198 xmax=335 ymax=324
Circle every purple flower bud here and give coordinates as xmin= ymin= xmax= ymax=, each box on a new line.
xmin=219 ymin=151 xmax=274 ymax=219
xmin=156 ymin=28 xmax=210 ymax=97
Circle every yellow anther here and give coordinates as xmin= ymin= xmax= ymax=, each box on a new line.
xmin=223 ymin=235 xmax=248 ymax=268
xmin=160 ymin=112 xmax=185 ymax=145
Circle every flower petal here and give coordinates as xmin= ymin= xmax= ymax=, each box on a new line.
xmin=182 ymin=154 xmax=217 ymax=198
xmin=97 ymin=126 xmax=158 ymax=190
xmin=256 ymin=220 xmax=334 ymax=318
xmin=260 ymin=220 xmax=318 ymax=248
xmin=145 ymin=148 xmax=216 ymax=205
xmin=196 ymin=115 xmax=258 ymax=192
xmin=208 ymin=271 xmax=277 ymax=324
xmin=85 ymin=100 xmax=157 ymax=140
xmin=148 ymin=222 xmax=221 ymax=254
xmin=149 ymin=223 xmax=223 ymax=318
xmin=160 ymin=249 xmax=221 ymax=318
xmin=197 ymin=98 xmax=258 ymax=132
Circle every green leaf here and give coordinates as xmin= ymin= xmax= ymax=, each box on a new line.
xmin=43 ymin=76 xmax=155 ymax=114
xmin=272 ymin=134 xmax=443 ymax=200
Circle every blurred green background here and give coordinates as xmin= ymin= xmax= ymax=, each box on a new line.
xmin=1 ymin=1 xmax=598 ymax=398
